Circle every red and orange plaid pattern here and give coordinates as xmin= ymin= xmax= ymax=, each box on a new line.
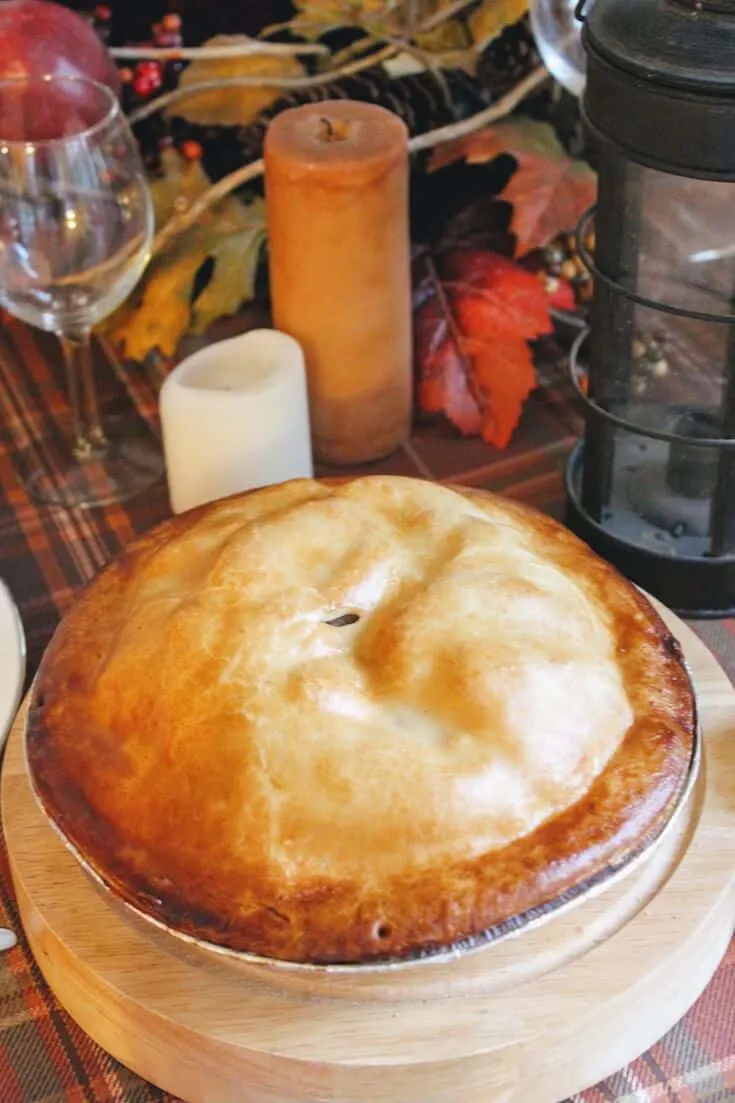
xmin=0 ymin=315 xmax=733 ymax=1103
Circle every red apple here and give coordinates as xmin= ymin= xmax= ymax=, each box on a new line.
xmin=0 ymin=0 xmax=120 ymax=94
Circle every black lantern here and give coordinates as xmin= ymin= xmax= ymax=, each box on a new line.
xmin=565 ymin=0 xmax=735 ymax=616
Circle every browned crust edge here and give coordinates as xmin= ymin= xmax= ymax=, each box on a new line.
xmin=25 ymin=482 xmax=696 ymax=964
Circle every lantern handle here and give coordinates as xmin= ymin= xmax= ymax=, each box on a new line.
xmin=574 ymin=0 xmax=588 ymax=20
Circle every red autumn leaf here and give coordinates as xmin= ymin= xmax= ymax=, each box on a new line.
xmin=414 ymin=249 xmax=553 ymax=449
xmin=430 ymin=117 xmax=597 ymax=258
xmin=443 ymin=250 xmax=554 ymax=341
xmin=466 ymin=334 xmax=537 ymax=450
xmin=414 ymin=285 xmax=482 ymax=437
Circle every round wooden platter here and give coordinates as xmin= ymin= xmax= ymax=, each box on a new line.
xmin=3 ymin=609 xmax=735 ymax=1103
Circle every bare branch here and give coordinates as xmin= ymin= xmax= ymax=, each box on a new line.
xmin=403 ymin=0 xmax=422 ymax=34
xmin=128 ymin=44 xmax=397 ymax=126
xmin=111 ymin=41 xmax=328 ymax=62
xmin=359 ymin=23 xmax=453 ymax=106
xmin=151 ymin=160 xmax=265 ymax=257
xmin=150 ymin=66 xmax=549 ymax=257
xmin=407 ymin=65 xmax=549 ymax=153
xmin=328 ymin=34 xmax=392 ymax=68
xmin=419 ymin=0 xmax=477 ymax=32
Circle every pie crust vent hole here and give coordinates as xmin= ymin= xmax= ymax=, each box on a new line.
xmin=375 ymin=922 xmax=392 ymax=941
xmin=325 ymin=613 xmax=360 ymax=628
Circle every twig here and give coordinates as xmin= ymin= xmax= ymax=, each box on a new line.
xmin=328 ymin=34 xmax=395 ymax=69
xmin=128 ymin=44 xmax=397 ymax=126
xmin=258 ymin=18 xmax=337 ymax=40
xmin=403 ymin=0 xmax=422 ymax=34
xmin=151 ymin=65 xmax=549 ymax=257
xmin=419 ymin=0 xmax=477 ymax=33
xmin=407 ymin=65 xmax=549 ymax=153
xmin=257 ymin=0 xmax=476 ymax=47
xmin=151 ymin=160 xmax=265 ymax=257
xmin=111 ymin=41 xmax=328 ymax=61
xmin=362 ymin=23 xmax=438 ymax=68
xmin=361 ymin=23 xmax=453 ymax=104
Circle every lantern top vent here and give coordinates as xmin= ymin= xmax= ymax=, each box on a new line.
xmin=581 ymin=0 xmax=735 ymax=176
xmin=582 ymin=0 xmax=735 ymax=95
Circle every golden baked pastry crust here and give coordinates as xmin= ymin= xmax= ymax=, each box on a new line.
xmin=27 ymin=477 xmax=695 ymax=964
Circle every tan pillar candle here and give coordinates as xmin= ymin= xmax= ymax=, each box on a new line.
xmin=264 ymin=100 xmax=412 ymax=466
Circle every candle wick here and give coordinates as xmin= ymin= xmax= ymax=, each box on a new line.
xmin=318 ymin=116 xmax=350 ymax=143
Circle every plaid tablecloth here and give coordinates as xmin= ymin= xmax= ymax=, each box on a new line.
xmin=0 ymin=314 xmax=733 ymax=1103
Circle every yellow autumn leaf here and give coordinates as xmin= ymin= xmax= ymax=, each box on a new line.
xmin=469 ymin=0 xmax=529 ymax=50
xmin=292 ymin=0 xmax=423 ymax=34
xmin=414 ymin=20 xmax=471 ymax=53
xmin=167 ymin=36 xmax=305 ymax=127
xmin=149 ymin=146 xmax=213 ymax=229
xmin=293 ymin=0 xmax=527 ymax=55
xmin=109 ymin=200 xmax=266 ymax=361
xmin=294 ymin=0 xmax=392 ymax=17
xmin=103 ymin=147 xmax=268 ymax=361
xmin=190 ymin=200 xmax=267 ymax=335
xmin=109 ymin=235 xmax=211 ymax=361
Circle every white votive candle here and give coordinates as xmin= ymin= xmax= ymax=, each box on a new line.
xmin=160 ymin=330 xmax=313 ymax=514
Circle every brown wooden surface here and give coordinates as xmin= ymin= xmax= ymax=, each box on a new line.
xmin=3 ymin=609 xmax=734 ymax=1103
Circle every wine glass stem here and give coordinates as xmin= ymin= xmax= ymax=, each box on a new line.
xmin=59 ymin=333 xmax=108 ymax=459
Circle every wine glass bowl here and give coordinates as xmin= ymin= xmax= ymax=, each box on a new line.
xmin=529 ymin=0 xmax=587 ymax=97
xmin=0 ymin=74 xmax=163 ymax=508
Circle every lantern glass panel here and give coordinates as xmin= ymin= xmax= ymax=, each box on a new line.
xmin=583 ymin=166 xmax=735 ymax=560
xmin=636 ymin=172 xmax=735 ymax=317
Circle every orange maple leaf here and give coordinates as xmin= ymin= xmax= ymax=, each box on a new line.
xmin=430 ymin=118 xmax=597 ymax=257
xmin=464 ymin=334 xmax=537 ymax=449
xmin=414 ymin=250 xmax=553 ymax=448
xmin=443 ymin=250 xmax=553 ymax=340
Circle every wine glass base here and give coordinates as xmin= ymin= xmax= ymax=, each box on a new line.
xmin=19 ymin=415 xmax=165 ymax=510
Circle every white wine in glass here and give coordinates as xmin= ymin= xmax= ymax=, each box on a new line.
xmin=0 ymin=74 xmax=164 ymax=508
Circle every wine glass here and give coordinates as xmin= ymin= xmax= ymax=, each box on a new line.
xmin=530 ymin=0 xmax=587 ymax=97
xmin=0 ymin=74 xmax=164 ymax=508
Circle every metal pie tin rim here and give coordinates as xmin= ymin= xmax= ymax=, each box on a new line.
xmin=23 ymin=658 xmax=701 ymax=977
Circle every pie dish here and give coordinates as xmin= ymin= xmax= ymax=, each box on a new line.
xmin=26 ymin=476 xmax=696 ymax=964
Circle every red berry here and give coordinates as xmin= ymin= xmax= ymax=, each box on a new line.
xmin=135 ymin=60 xmax=162 ymax=90
xmin=180 ymin=140 xmax=203 ymax=162
xmin=95 ymin=4 xmax=112 ymax=19
xmin=133 ymin=74 xmax=154 ymax=98
xmin=162 ymin=13 xmax=182 ymax=32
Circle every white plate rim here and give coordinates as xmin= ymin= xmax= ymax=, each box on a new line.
xmin=0 ymin=579 xmax=26 ymax=753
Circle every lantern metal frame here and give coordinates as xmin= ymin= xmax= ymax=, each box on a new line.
xmin=565 ymin=220 xmax=735 ymax=616
xmin=566 ymin=325 xmax=735 ymax=619
xmin=563 ymin=0 xmax=735 ymax=617
xmin=568 ymin=326 xmax=735 ymax=453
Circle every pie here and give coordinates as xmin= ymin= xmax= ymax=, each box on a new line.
xmin=26 ymin=476 xmax=696 ymax=964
